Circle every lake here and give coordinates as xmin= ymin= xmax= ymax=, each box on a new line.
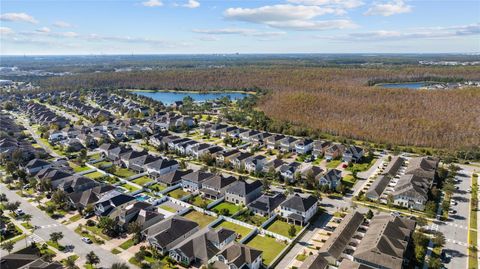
xmin=377 ymin=82 xmax=427 ymax=89
xmin=133 ymin=91 xmax=250 ymax=105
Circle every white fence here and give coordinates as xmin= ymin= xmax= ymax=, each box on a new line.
xmin=207 ymin=197 xmax=224 ymax=209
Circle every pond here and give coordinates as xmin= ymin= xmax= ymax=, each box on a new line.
xmin=132 ymin=90 xmax=250 ymax=105
xmin=376 ymin=82 xmax=427 ymax=89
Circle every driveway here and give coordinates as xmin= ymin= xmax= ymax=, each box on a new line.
xmin=0 ymin=184 xmax=134 ymax=268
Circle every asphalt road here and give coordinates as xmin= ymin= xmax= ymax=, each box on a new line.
xmin=0 ymin=184 xmax=127 ymax=268
xmin=433 ymin=165 xmax=475 ymax=269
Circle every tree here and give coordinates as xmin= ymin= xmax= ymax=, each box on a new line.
xmin=428 ymin=257 xmax=442 ymax=269
xmin=1 ymin=241 xmax=14 ymax=254
xmin=127 ymin=222 xmax=142 ymax=244
xmin=261 ymin=178 xmax=271 ymax=190
xmin=416 ymin=216 xmax=428 ymax=227
xmin=432 ymin=233 xmax=446 ymax=248
xmin=65 ymin=256 xmax=79 ymax=269
xmin=288 ymin=224 xmax=297 ymax=237
xmin=98 ymin=216 xmax=117 ymax=236
xmin=5 ymin=201 xmax=21 ymax=212
xmin=49 ymin=232 xmax=64 ymax=244
xmin=365 ymin=209 xmax=374 ymax=219
xmin=86 ymin=251 xmax=100 ymax=267
xmin=22 ymin=213 xmax=32 ymax=225
xmin=111 ymin=263 xmax=130 ymax=269
xmin=5 ymin=161 xmax=16 ymax=175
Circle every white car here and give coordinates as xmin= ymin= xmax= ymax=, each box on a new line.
xmin=81 ymin=237 xmax=92 ymax=244
xmin=14 ymin=209 xmax=25 ymax=216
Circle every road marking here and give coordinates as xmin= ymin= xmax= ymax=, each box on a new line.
xmin=30 ymin=234 xmax=43 ymax=243
xmin=39 ymin=224 xmax=60 ymax=229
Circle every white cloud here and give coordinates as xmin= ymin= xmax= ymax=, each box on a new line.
xmin=323 ymin=23 xmax=480 ymax=41
xmin=183 ymin=0 xmax=200 ymax=8
xmin=192 ymin=28 xmax=286 ymax=37
xmin=0 ymin=12 xmax=38 ymax=24
xmin=287 ymin=0 xmax=364 ymax=9
xmin=364 ymin=0 xmax=412 ymax=16
xmin=36 ymin=27 xmax=51 ymax=33
xmin=142 ymin=0 xmax=163 ymax=7
xmin=0 ymin=27 xmax=14 ymax=35
xmin=53 ymin=21 xmax=72 ymax=28
xmin=223 ymin=4 xmax=353 ymax=31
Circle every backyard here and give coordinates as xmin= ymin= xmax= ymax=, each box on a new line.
xmin=148 ymin=183 xmax=167 ymax=192
xmin=326 ymin=159 xmax=342 ymax=169
xmin=212 ymin=202 xmax=244 ymax=216
xmin=112 ymin=167 xmax=136 ymax=178
xmin=120 ymin=183 xmax=141 ymax=193
xmin=246 ymin=235 xmax=287 ymax=266
xmin=132 ymin=176 xmax=153 ymax=186
xmin=214 ymin=220 xmax=252 ymax=241
xmin=167 ymin=188 xmax=189 ymax=199
xmin=183 ymin=210 xmax=217 ymax=228
xmin=265 ymin=219 xmax=301 ymax=238
xmin=84 ymin=171 xmax=105 ymax=179
xmin=190 ymin=195 xmax=213 ymax=208
xmin=234 ymin=211 xmax=268 ymax=226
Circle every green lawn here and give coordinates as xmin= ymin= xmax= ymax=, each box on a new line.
xmin=190 ymin=195 xmax=213 ymax=207
xmin=120 ymin=183 xmax=141 ymax=193
xmin=69 ymin=162 xmax=91 ymax=172
xmin=468 ymin=174 xmax=478 ymax=269
xmin=159 ymin=204 xmax=177 ymax=213
xmin=342 ymin=174 xmax=356 ymax=188
xmin=215 ymin=220 xmax=252 ymax=240
xmin=93 ymin=161 xmax=112 ymax=168
xmin=234 ymin=211 xmax=268 ymax=226
xmin=132 ymin=176 xmax=153 ymax=186
xmin=246 ymin=235 xmax=287 ymax=265
xmin=212 ymin=202 xmax=244 ymax=216
xmin=183 ymin=210 xmax=217 ymax=228
xmin=69 ymin=214 xmax=82 ymax=223
xmin=148 ymin=183 xmax=166 ymax=192
xmin=346 ymin=156 xmax=377 ymax=173
xmin=84 ymin=171 xmax=105 ymax=179
xmin=89 ymin=153 xmax=102 ymax=161
xmin=326 ymin=159 xmax=342 ymax=169
xmin=113 ymin=168 xmax=136 ymax=178
xmin=167 ymin=188 xmax=189 ymax=199
xmin=111 ymin=248 xmax=122 ymax=254
xmin=119 ymin=238 xmax=135 ymax=250
xmin=265 ymin=219 xmax=301 ymax=238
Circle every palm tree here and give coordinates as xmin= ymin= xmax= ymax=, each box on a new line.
xmin=64 ymin=256 xmax=79 ymax=269
xmin=22 ymin=214 xmax=32 ymax=226
xmin=86 ymin=251 xmax=100 ymax=268
xmin=111 ymin=263 xmax=130 ymax=269
xmin=1 ymin=241 xmax=14 ymax=254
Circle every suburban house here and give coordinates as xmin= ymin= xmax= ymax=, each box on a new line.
xmin=216 ymin=149 xmax=241 ymax=166
xmin=325 ymin=144 xmax=344 ymax=161
xmin=24 ymin=158 xmax=52 ymax=175
xmin=248 ymin=193 xmax=286 ymax=217
xmin=295 ymin=139 xmax=314 ymax=155
xmin=112 ymin=201 xmax=163 ymax=232
xmin=265 ymin=134 xmax=285 ymax=150
xmin=181 ymin=170 xmax=215 ymax=191
xmin=365 ymin=174 xmax=391 ymax=201
xmin=94 ymin=192 xmax=136 ymax=217
xmin=262 ymin=159 xmax=286 ymax=174
xmin=157 ymin=169 xmax=193 ymax=187
xmin=144 ymin=216 xmax=200 ymax=255
xmin=279 ymin=137 xmax=299 ymax=152
xmin=405 ymin=156 xmax=439 ymax=181
xmin=210 ymin=124 xmax=229 ymax=137
xmin=145 ymin=158 xmax=179 ymax=178
xmin=225 ymin=180 xmax=263 ymax=205
xmin=67 ymin=185 xmax=116 ymax=210
xmin=279 ymin=194 xmax=318 ymax=226
xmin=119 ymin=150 xmax=148 ymax=168
xmin=56 ymin=175 xmax=98 ymax=194
xmin=280 ymin=162 xmax=301 ymax=182
xmin=129 ymin=154 xmax=161 ymax=173
xmin=239 ymin=130 xmax=261 ymax=143
xmin=169 ymin=227 xmax=236 ymax=267
xmin=213 ymin=243 xmax=263 ymax=269
xmin=342 ymin=145 xmax=364 ymax=163
xmin=245 ymin=155 xmax=266 ymax=174
xmin=230 ymin=152 xmax=253 ymax=171
xmin=200 ymin=175 xmax=237 ymax=200
xmin=319 ymin=169 xmax=343 ymax=189
xmin=312 ymin=140 xmax=331 ymax=158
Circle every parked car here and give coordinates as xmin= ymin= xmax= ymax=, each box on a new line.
xmin=14 ymin=209 xmax=25 ymax=216
xmin=449 ymin=209 xmax=457 ymax=215
xmin=81 ymin=237 xmax=92 ymax=244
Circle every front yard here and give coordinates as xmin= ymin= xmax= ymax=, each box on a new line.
xmin=246 ymin=235 xmax=287 ymax=266
xmin=326 ymin=159 xmax=342 ymax=169
xmin=212 ymin=202 xmax=244 ymax=216
xmin=183 ymin=210 xmax=217 ymax=228
xmin=265 ymin=219 xmax=301 ymax=238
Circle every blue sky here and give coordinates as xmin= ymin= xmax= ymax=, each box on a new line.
xmin=1 ymin=0 xmax=479 ymax=54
